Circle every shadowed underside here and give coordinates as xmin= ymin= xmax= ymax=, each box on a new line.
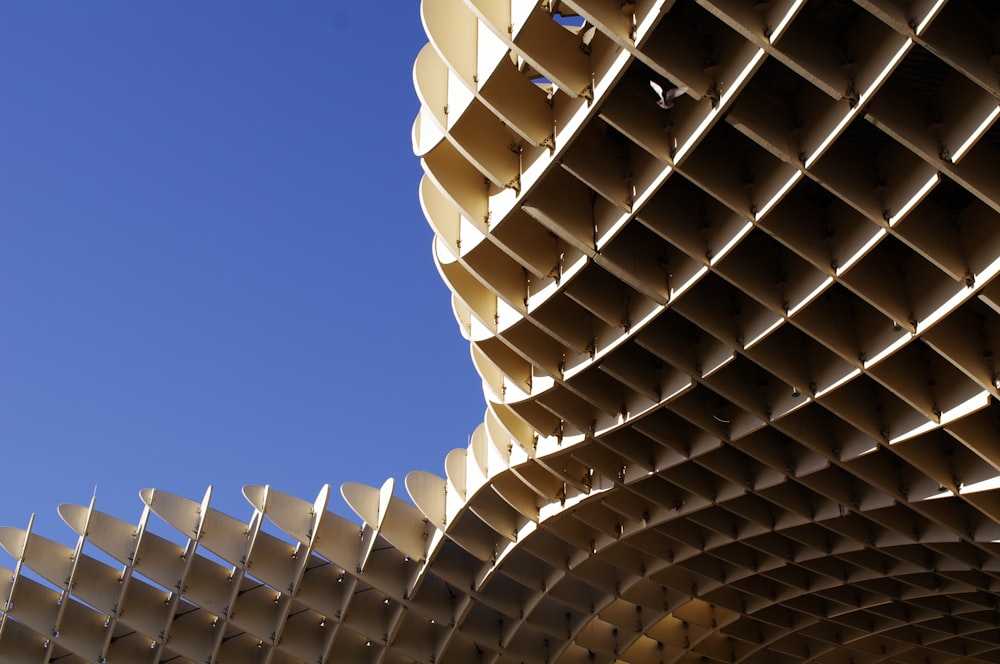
xmin=5 ymin=1 xmax=1000 ymax=662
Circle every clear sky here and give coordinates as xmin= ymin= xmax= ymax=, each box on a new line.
xmin=0 ymin=3 xmax=485 ymax=546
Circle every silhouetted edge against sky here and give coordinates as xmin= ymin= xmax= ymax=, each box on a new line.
xmin=0 ymin=3 xmax=485 ymax=543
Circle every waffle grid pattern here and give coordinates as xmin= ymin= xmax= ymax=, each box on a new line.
xmin=3 ymin=1 xmax=1000 ymax=662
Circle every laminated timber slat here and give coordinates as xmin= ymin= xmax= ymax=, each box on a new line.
xmin=8 ymin=2 xmax=1000 ymax=664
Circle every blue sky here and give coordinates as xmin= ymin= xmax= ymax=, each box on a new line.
xmin=0 ymin=3 xmax=484 ymax=544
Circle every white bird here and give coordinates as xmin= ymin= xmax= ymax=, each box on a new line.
xmin=649 ymin=79 xmax=688 ymax=109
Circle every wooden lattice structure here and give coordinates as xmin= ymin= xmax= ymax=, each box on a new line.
xmin=4 ymin=1 xmax=1000 ymax=662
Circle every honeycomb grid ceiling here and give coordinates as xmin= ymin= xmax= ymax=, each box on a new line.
xmin=5 ymin=1 xmax=1000 ymax=662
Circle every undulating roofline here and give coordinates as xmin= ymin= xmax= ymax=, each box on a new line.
xmin=4 ymin=1 xmax=1000 ymax=662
